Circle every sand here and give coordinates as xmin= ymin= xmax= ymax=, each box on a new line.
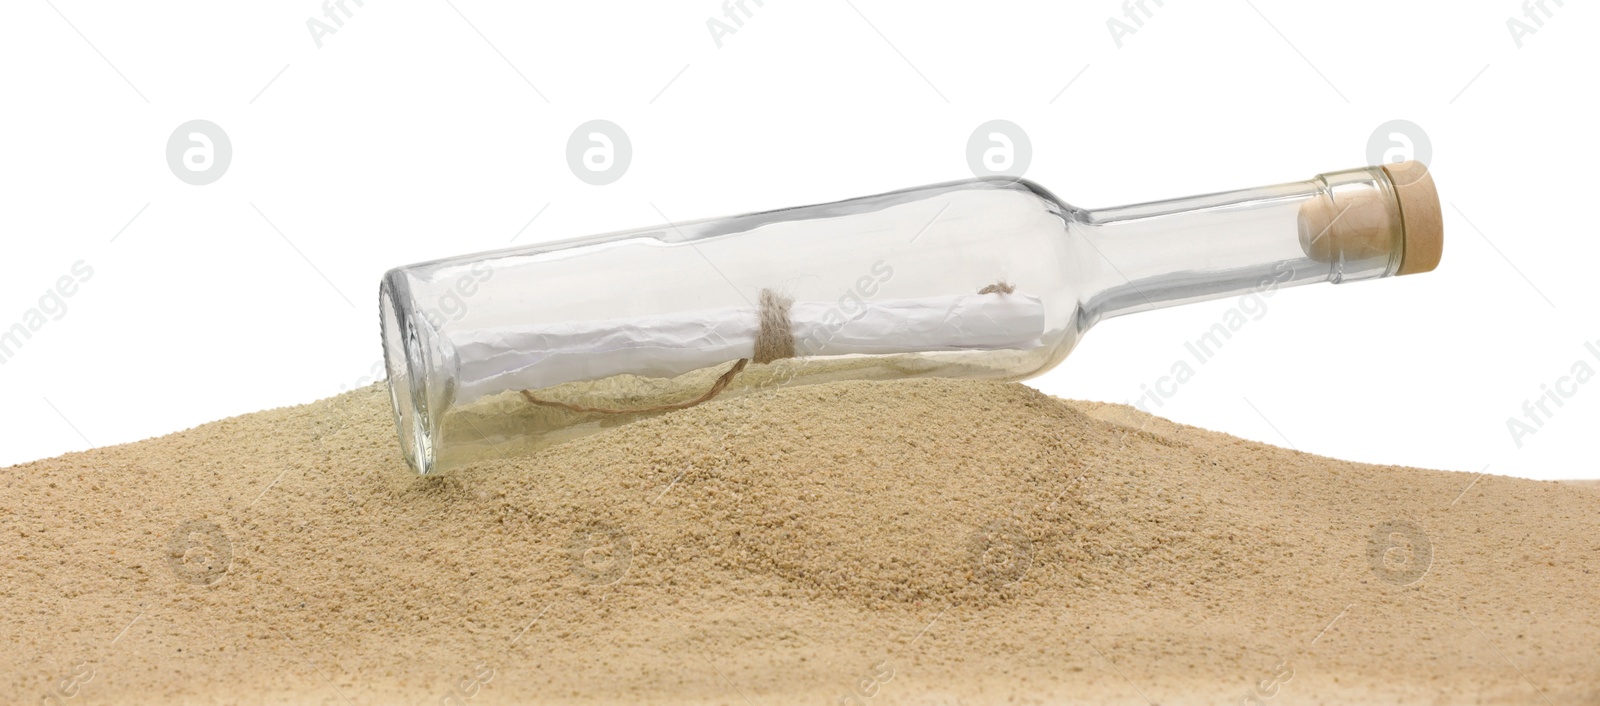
xmin=3 ymin=379 xmax=1597 ymax=705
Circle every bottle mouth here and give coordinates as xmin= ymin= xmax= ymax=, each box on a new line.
xmin=1295 ymin=162 xmax=1442 ymax=282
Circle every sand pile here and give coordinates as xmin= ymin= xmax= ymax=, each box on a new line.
xmin=3 ymin=379 xmax=1596 ymax=704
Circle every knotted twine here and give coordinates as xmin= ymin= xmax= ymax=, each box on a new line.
xmin=521 ymin=282 xmax=1014 ymax=415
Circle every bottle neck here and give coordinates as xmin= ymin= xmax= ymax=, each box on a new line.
xmin=1073 ymin=166 xmax=1404 ymax=324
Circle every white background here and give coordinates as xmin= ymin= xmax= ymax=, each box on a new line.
xmin=1 ymin=1 xmax=1594 ymax=480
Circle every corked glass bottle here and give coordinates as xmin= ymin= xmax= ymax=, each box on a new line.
xmin=379 ymin=162 xmax=1441 ymax=474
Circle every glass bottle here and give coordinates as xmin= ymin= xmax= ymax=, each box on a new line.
xmin=379 ymin=162 xmax=1441 ymax=475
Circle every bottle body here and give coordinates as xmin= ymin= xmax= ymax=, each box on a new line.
xmin=381 ymin=166 xmax=1424 ymax=475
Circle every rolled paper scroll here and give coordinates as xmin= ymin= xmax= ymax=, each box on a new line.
xmin=449 ymin=289 xmax=1047 ymax=405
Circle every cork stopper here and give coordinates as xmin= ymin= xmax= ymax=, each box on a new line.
xmin=1381 ymin=161 xmax=1443 ymax=275
xmin=1297 ymin=191 xmax=1398 ymax=264
xmin=1296 ymin=161 xmax=1442 ymax=277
